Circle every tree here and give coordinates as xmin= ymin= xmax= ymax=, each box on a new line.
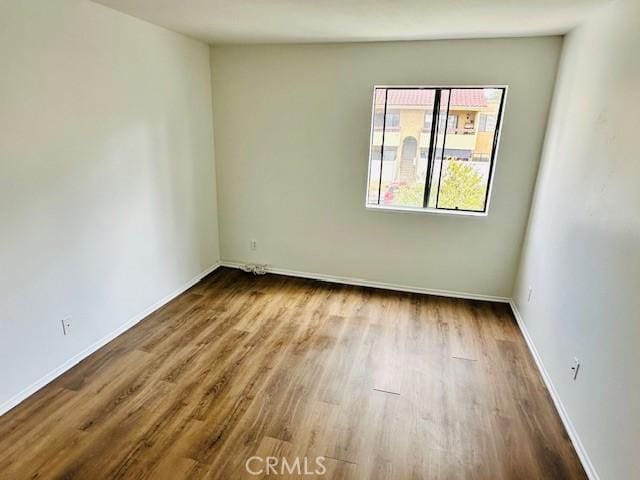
xmin=395 ymin=182 xmax=424 ymax=207
xmin=437 ymin=161 xmax=486 ymax=210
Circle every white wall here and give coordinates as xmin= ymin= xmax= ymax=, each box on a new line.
xmin=0 ymin=0 xmax=219 ymax=412
xmin=513 ymin=0 xmax=640 ymax=478
xmin=209 ymin=38 xmax=562 ymax=298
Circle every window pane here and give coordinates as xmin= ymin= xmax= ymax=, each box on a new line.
xmin=435 ymin=88 xmax=504 ymax=211
xmin=385 ymin=111 xmax=400 ymax=129
xmin=426 ymin=89 xmax=450 ymax=208
xmin=367 ymin=89 xmax=386 ymax=204
xmin=424 ymin=111 xmax=432 ymax=131
xmin=366 ymin=88 xmax=436 ymax=208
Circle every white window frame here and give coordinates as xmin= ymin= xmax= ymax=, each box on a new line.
xmin=364 ymin=84 xmax=508 ymax=217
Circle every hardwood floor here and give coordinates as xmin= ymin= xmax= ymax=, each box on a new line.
xmin=0 ymin=268 xmax=586 ymax=479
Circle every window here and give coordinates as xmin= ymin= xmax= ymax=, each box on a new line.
xmin=439 ymin=114 xmax=458 ymax=133
xmin=367 ymin=86 xmax=506 ymax=213
xmin=371 ymin=146 xmax=397 ymax=162
xmin=424 ymin=111 xmax=433 ymax=131
xmin=373 ymin=110 xmax=400 ymax=130
xmin=479 ymin=113 xmax=498 ymax=132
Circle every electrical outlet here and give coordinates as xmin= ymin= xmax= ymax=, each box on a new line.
xmin=61 ymin=317 xmax=72 ymax=336
xmin=250 ymin=239 xmax=257 ymax=251
xmin=527 ymin=287 xmax=533 ymax=303
xmin=571 ymin=357 xmax=580 ymax=380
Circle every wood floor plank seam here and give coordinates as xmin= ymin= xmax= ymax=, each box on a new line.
xmin=372 ymin=388 xmax=401 ymax=396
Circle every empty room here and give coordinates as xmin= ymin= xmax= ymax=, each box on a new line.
xmin=1 ymin=0 xmax=638 ymax=479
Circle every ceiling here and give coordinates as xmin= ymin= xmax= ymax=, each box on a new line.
xmin=92 ymin=0 xmax=611 ymax=44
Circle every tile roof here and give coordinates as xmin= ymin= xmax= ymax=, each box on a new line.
xmin=375 ymin=88 xmax=487 ymax=108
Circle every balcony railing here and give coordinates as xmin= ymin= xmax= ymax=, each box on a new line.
xmin=422 ymin=126 xmax=476 ymax=135
xmin=447 ymin=127 xmax=476 ymax=135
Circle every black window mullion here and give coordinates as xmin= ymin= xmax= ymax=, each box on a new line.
xmin=422 ymin=89 xmax=441 ymax=208
xmin=435 ymin=89 xmax=452 ymax=209
xmin=376 ymin=89 xmax=388 ymax=205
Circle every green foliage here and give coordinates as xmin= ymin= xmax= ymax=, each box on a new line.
xmin=438 ymin=161 xmax=486 ymax=211
xmin=395 ymin=182 xmax=424 ymax=207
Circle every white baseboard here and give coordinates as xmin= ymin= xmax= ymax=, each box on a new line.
xmin=509 ymin=301 xmax=599 ymax=480
xmin=220 ymin=261 xmax=510 ymax=303
xmin=0 ymin=262 xmax=221 ymax=417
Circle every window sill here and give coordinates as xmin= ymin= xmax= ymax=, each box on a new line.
xmin=365 ymin=204 xmax=488 ymax=217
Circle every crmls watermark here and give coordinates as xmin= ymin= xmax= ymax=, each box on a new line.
xmin=245 ymin=456 xmax=327 ymax=476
